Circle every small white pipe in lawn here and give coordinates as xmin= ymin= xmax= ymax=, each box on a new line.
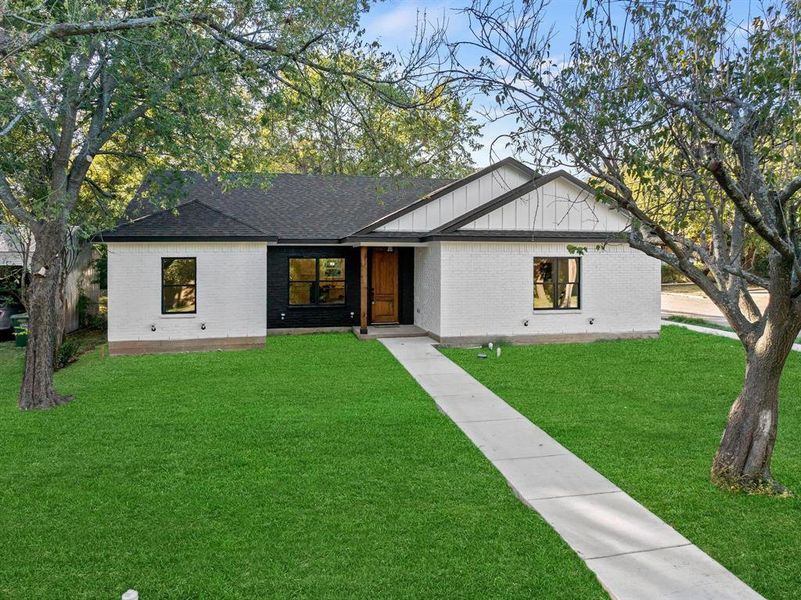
xmin=122 ymin=590 xmax=138 ymax=600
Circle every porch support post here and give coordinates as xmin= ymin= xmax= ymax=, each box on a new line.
xmin=360 ymin=246 xmax=368 ymax=334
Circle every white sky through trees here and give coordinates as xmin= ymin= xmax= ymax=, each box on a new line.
xmin=361 ymin=0 xmax=756 ymax=167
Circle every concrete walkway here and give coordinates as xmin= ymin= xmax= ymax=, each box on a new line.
xmin=381 ymin=336 xmax=762 ymax=600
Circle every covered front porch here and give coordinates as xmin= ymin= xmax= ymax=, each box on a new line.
xmin=356 ymin=245 xmax=417 ymax=335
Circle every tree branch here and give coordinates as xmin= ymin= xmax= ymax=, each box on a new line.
xmin=1 ymin=13 xmax=207 ymax=60
xmin=778 ymin=175 xmax=801 ymax=205
xmin=0 ymin=173 xmax=34 ymax=226
xmin=0 ymin=111 xmax=27 ymax=137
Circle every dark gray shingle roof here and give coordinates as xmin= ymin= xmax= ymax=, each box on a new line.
xmin=105 ymin=200 xmax=273 ymax=241
xmin=103 ymin=172 xmax=455 ymax=242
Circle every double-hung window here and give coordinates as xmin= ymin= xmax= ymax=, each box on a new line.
xmin=162 ymin=257 xmax=197 ymax=314
xmin=289 ymin=258 xmax=346 ymax=306
xmin=533 ymin=257 xmax=580 ymax=310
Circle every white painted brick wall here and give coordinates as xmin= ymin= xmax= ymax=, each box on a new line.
xmin=107 ymin=242 xmax=267 ymax=342
xmin=413 ymin=244 xmax=441 ymax=336
xmin=437 ymin=242 xmax=660 ymax=338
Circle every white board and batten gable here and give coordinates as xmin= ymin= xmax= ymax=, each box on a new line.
xmin=376 ymin=161 xmax=532 ymax=232
xmin=457 ymin=174 xmax=629 ymax=233
xmin=373 ymin=162 xmax=629 ymax=236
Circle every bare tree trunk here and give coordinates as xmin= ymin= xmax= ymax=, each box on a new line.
xmin=711 ymin=322 xmax=796 ymax=493
xmin=18 ymin=226 xmax=71 ymax=410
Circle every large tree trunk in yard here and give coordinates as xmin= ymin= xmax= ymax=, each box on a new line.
xmin=18 ymin=228 xmax=71 ymax=410
xmin=711 ymin=322 xmax=797 ymax=494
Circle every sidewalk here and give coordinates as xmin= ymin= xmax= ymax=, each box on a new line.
xmin=661 ymin=288 xmax=769 ymax=327
xmin=381 ymin=336 xmax=762 ymax=600
xmin=662 ymin=319 xmax=801 ymax=352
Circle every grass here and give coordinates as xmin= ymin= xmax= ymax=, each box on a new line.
xmin=443 ymin=326 xmax=801 ymax=600
xmin=0 ymin=334 xmax=605 ymax=599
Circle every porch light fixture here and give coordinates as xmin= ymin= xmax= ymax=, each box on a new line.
xmin=150 ymin=324 xmax=156 ymax=332
xmin=200 ymin=322 xmax=206 ymax=330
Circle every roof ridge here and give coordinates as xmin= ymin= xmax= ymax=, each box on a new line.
xmin=151 ymin=169 xmax=453 ymax=182
xmin=119 ymin=198 xmax=196 ymax=227
xmin=192 ymin=198 xmax=268 ymax=235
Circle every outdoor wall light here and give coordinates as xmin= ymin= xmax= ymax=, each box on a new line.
xmin=150 ymin=324 xmax=156 ymax=332
xmin=523 ymin=319 xmax=529 ymax=327
xmin=588 ymin=318 xmax=595 ymax=325
xmin=200 ymin=323 xmax=206 ymax=330
xmin=350 ymin=311 xmax=355 ymax=320
xmin=280 ymin=312 xmax=286 ymax=321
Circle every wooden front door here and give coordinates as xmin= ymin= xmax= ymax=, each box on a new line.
xmin=371 ymin=249 xmax=399 ymax=324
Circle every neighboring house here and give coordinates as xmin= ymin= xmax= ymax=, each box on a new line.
xmin=0 ymin=225 xmax=99 ymax=333
xmin=0 ymin=226 xmax=30 ymax=267
xmin=99 ymin=158 xmax=661 ymax=355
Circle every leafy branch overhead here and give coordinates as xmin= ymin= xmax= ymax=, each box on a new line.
xmin=0 ymin=1 xmax=459 ymax=228
xmin=0 ymin=0 xmax=465 ymax=410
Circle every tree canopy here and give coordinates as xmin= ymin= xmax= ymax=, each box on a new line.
xmin=0 ymin=0 xmax=466 ymax=409
xmin=253 ymin=55 xmax=479 ymax=178
xmin=454 ymin=0 xmax=801 ymax=492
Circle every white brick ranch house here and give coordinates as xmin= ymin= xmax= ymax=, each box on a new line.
xmin=99 ymin=158 xmax=661 ymax=354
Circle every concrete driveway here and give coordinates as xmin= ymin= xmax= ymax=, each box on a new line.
xmin=661 ymin=287 xmax=769 ymax=327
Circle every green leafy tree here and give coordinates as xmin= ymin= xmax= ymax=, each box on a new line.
xmin=456 ymin=0 xmax=801 ymax=492
xmin=0 ymin=0 xmax=449 ymax=410
xmin=255 ymin=56 xmax=480 ymax=177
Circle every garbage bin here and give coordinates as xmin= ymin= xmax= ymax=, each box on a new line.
xmin=10 ymin=313 xmax=28 ymax=348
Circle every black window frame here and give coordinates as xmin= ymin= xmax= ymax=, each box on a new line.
xmin=161 ymin=257 xmax=197 ymax=315
xmin=288 ymin=257 xmax=346 ymax=307
xmin=533 ymin=257 xmax=581 ymax=310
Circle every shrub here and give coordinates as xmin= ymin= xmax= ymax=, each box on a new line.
xmin=661 ymin=263 xmax=689 ymax=283
xmin=55 ymin=339 xmax=82 ymax=370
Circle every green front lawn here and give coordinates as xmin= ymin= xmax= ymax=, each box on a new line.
xmin=0 ymin=334 xmax=605 ymax=599
xmin=444 ymin=326 xmax=801 ymax=600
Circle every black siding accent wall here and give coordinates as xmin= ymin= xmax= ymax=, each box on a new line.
xmin=267 ymin=246 xmax=361 ymax=329
xmin=398 ymin=248 xmax=414 ymax=325
xmin=267 ymin=245 xmax=415 ymax=329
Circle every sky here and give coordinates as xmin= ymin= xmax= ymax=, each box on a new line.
xmin=360 ymin=0 xmax=758 ymax=168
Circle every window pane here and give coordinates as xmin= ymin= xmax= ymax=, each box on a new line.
xmin=289 ymin=282 xmax=313 ymax=305
xmin=318 ymin=281 xmax=346 ymax=304
xmin=534 ymin=258 xmax=554 ymax=283
xmin=163 ymin=258 xmax=196 ymax=285
xmin=534 ymin=282 xmax=554 ymax=309
xmin=557 ymin=283 xmax=580 ymax=308
xmin=163 ymin=285 xmax=196 ymax=313
xmin=319 ymin=258 xmax=345 ymax=280
xmin=557 ymin=258 xmax=580 ymax=283
xmin=289 ymin=258 xmax=316 ymax=281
